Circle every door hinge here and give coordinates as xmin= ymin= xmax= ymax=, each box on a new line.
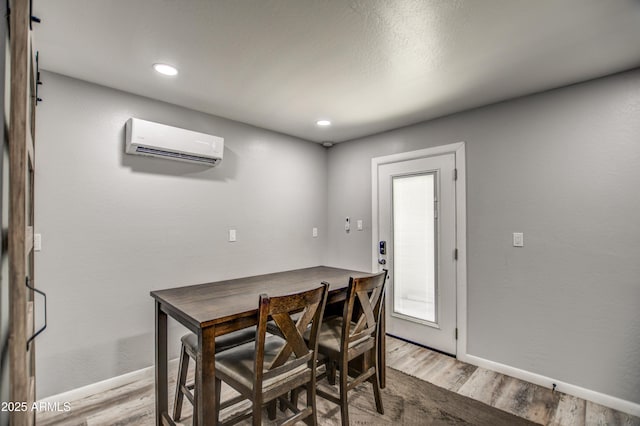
xmin=455 ymin=328 xmax=458 ymax=340
xmin=454 ymin=248 xmax=458 ymax=260
xmin=454 ymin=168 xmax=458 ymax=181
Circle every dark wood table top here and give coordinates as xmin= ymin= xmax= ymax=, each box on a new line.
xmin=150 ymin=266 xmax=371 ymax=330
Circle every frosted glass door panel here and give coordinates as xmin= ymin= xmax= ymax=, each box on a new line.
xmin=392 ymin=173 xmax=436 ymax=323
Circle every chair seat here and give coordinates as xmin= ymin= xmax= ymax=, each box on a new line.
xmin=308 ymin=317 xmax=371 ymax=357
xmin=180 ymin=326 xmax=257 ymax=355
xmin=174 ymin=326 xmax=258 ymax=422
xmin=215 ymin=335 xmax=309 ymax=391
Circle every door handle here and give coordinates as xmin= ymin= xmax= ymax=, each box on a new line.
xmin=26 ymin=277 xmax=47 ymax=351
xmin=378 ymin=258 xmax=386 ymax=265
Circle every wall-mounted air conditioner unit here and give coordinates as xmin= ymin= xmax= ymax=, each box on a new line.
xmin=125 ymin=118 xmax=224 ymax=166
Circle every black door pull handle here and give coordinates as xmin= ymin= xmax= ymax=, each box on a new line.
xmin=26 ymin=277 xmax=47 ymax=351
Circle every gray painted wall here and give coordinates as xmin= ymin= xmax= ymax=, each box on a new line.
xmin=34 ymin=72 xmax=328 ymax=398
xmin=35 ymin=68 xmax=640 ymax=405
xmin=326 ymin=68 xmax=640 ymax=404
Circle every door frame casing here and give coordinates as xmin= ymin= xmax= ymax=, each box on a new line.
xmin=371 ymin=142 xmax=467 ymax=358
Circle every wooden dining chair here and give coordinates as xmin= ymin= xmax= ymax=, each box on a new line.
xmin=173 ymin=327 xmax=258 ymax=423
xmin=312 ymin=270 xmax=387 ymax=426
xmin=213 ymin=283 xmax=329 ymax=426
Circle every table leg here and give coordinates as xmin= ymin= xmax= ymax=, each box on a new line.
xmin=196 ymin=325 xmax=217 ymax=425
xmin=155 ymin=301 xmax=168 ymax=426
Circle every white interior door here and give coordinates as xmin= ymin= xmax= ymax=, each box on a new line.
xmin=376 ymin=152 xmax=458 ymax=355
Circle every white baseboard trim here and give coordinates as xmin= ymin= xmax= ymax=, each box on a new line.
xmin=39 ymin=358 xmax=178 ymax=404
xmin=459 ymin=353 xmax=640 ymax=418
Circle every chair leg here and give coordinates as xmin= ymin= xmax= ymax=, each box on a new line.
xmin=192 ymin=360 xmax=199 ymax=426
xmin=267 ymin=400 xmax=277 ymax=420
xmin=304 ymin=381 xmax=317 ymax=426
xmin=280 ymin=393 xmax=289 ymax=412
xmin=173 ymin=345 xmax=189 ymax=421
xmin=339 ymin=359 xmax=349 ymax=426
xmin=371 ymin=373 xmax=384 ymax=415
xmin=290 ymin=387 xmax=300 ymax=408
xmin=327 ymin=361 xmax=337 ymax=386
xmin=252 ymin=394 xmax=263 ymax=426
xmin=372 ymin=349 xmax=384 ymax=414
xmin=215 ymin=377 xmax=222 ymax=425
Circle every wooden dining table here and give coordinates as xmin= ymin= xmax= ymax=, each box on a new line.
xmin=150 ymin=265 xmax=385 ymax=426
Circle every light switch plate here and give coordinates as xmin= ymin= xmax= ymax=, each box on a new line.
xmin=34 ymin=233 xmax=42 ymax=251
xmin=312 ymin=227 xmax=318 ymax=238
xmin=229 ymin=229 xmax=237 ymax=242
xmin=513 ymin=232 xmax=524 ymax=247
xmin=357 ymin=220 xmax=363 ymax=231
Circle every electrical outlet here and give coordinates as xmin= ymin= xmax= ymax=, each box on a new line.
xmin=513 ymin=232 xmax=524 ymax=247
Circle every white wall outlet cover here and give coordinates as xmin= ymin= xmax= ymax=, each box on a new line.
xmin=513 ymin=232 xmax=524 ymax=247
xmin=312 ymin=227 xmax=318 ymax=237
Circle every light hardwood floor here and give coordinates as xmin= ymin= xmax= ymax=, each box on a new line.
xmin=385 ymin=337 xmax=639 ymax=426
xmin=37 ymin=336 xmax=639 ymax=425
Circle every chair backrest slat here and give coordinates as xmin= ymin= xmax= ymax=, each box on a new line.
xmin=270 ymin=311 xmax=311 ymax=361
xmin=254 ymin=283 xmax=328 ymax=392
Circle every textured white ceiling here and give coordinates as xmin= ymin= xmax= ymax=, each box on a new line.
xmin=33 ymin=0 xmax=640 ymax=143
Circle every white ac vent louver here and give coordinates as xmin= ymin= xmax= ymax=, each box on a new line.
xmin=125 ymin=118 xmax=224 ymax=166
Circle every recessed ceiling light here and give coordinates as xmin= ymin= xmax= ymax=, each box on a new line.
xmin=153 ymin=63 xmax=178 ymax=76
xmin=316 ymin=120 xmax=331 ymax=126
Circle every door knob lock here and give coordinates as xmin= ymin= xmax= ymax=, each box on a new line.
xmin=379 ymin=241 xmax=386 ymax=255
